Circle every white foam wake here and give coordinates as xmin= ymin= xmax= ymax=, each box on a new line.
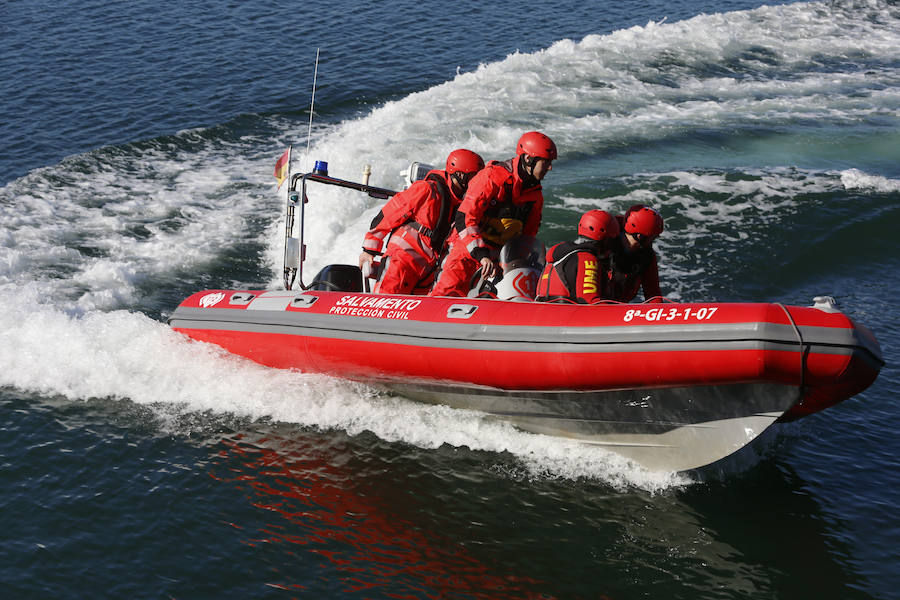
xmin=0 ymin=284 xmax=687 ymax=490
xmin=841 ymin=168 xmax=900 ymax=193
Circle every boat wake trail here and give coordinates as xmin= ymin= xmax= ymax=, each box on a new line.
xmin=1 ymin=0 xmax=896 ymax=490
xmin=0 ymin=286 xmax=688 ymax=490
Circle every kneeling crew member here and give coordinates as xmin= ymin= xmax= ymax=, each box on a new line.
xmin=359 ymin=149 xmax=484 ymax=294
xmin=535 ymin=209 xmax=620 ymax=304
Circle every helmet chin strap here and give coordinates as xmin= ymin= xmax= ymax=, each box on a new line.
xmin=449 ymin=172 xmax=472 ymax=200
xmin=518 ymin=154 xmax=539 ymax=187
xmin=576 ymin=235 xmax=611 ymax=252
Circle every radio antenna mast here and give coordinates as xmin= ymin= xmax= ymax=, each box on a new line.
xmin=305 ymin=48 xmax=320 ymax=173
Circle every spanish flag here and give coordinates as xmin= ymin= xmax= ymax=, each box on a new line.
xmin=274 ymin=146 xmax=292 ymax=189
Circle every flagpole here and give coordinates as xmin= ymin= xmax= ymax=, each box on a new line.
xmin=286 ymin=143 xmax=292 ymax=191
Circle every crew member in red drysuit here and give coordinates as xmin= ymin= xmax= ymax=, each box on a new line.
xmin=535 ymin=209 xmax=620 ymax=303
xmin=429 ymin=132 xmax=556 ymax=297
xmin=607 ymin=204 xmax=665 ymax=303
xmin=358 ymin=149 xmax=484 ymax=295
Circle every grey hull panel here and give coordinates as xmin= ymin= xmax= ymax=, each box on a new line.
xmin=381 ymin=381 xmax=799 ymax=471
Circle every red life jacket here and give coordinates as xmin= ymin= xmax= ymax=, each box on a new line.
xmin=535 ymin=240 xmax=609 ymax=304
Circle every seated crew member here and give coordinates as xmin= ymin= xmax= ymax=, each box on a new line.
xmin=606 ymin=204 xmax=665 ymax=303
xmin=429 ymin=131 xmax=556 ymax=297
xmin=359 ymin=149 xmax=484 ymax=295
xmin=534 ymin=209 xmax=620 ymax=304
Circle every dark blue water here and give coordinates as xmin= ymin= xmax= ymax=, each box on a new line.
xmin=3 ymin=0 xmax=899 ymax=598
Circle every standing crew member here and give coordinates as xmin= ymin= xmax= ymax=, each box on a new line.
xmin=359 ymin=149 xmax=484 ymax=295
xmin=535 ymin=209 xmax=620 ymax=303
xmin=430 ymin=131 xmax=556 ymax=297
xmin=607 ymin=204 xmax=665 ymax=303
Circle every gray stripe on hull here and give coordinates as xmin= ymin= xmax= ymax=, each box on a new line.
xmin=169 ymin=308 xmax=861 ymax=356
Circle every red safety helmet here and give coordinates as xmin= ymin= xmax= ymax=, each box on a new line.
xmin=516 ymin=131 xmax=558 ymax=160
xmin=446 ymin=149 xmax=485 ymax=175
xmin=623 ymin=205 xmax=664 ymax=239
xmin=578 ymin=209 xmax=620 ymax=241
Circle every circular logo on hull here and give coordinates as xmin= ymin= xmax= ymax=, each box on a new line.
xmin=199 ymin=292 xmax=226 ymax=308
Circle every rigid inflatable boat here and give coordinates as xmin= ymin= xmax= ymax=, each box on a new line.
xmin=168 ymin=166 xmax=884 ymax=471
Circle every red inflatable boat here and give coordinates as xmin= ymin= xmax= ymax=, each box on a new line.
xmin=169 ymin=288 xmax=882 ymax=471
xmin=168 ymin=167 xmax=884 ymax=471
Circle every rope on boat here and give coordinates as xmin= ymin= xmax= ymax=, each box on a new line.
xmin=776 ymin=303 xmax=810 ymax=406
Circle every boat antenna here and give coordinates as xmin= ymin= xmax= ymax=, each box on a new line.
xmin=283 ymin=49 xmax=321 ymax=291
xmin=305 ymin=48 xmax=320 ymax=172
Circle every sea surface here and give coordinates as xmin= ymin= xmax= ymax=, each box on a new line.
xmin=2 ymin=0 xmax=899 ymax=598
